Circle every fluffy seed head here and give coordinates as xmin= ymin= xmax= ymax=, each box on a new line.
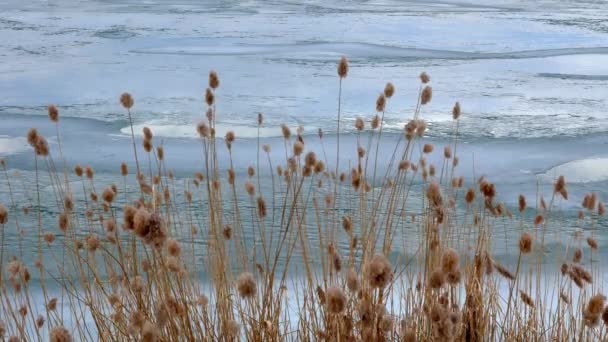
xmin=444 ymin=146 xmax=452 ymax=159
xmin=420 ymin=72 xmax=430 ymax=84
xmin=520 ymin=291 xmax=535 ymax=308
xmin=452 ymin=102 xmax=461 ymax=119
xmin=366 ymin=254 xmax=393 ymax=289
xmin=355 ymin=117 xmax=365 ymax=131
xmin=371 ymin=115 xmax=380 ymax=129
xmin=237 ymin=272 xmax=257 ymax=298
xmin=49 ymin=326 xmax=72 ymax=342
xmin=245 ymin=181 xmax=255 ymax=196
xmin=587 ymin=294 xmax=606 ymax=316
xmin=293 ymin=141 xmax=304 ymax=156
xmin=209 ymin=70 xmax=219 ymax=89
xmin=429 ymin=269 xmax=445 ymax=289
xmin=196 ymin=121 xmax=209 ymax=138
xmin=519 ymin=232 xmax=533 ymax=253
xmin=48 ymin=105 xmax=59 ymax=122
xmin=441 ymin=248 xmax=460 ymax=273
xmin=420 ymin=86 xmax=432 ymax=105
xmin=167 ymin=238 xmax=181 ymax=257
xmin=205 ymin=88 xmax=214 ymax=106
xmin=325 ymin=286 xmax=346 ymax=313
xmin=384 ymin=82 xmax=395 ymax=98
xmin=376 ymin=94 xmax=386 ymax=112
xmin=587 ymin=237 xmax=598 ymax=250
xmin=346 ymin=268 xmax=359 ymax=292
xmin=337 ymin=56 xmax=349 ymax=78
xmin=120 ymin=93 xmax=134 ymax=109
xmin=423 ymin=143 xmax=434 ymax=154
xmin=281 ymin=124 xmax=291 ymax=139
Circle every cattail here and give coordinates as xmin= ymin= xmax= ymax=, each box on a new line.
xmin=494 ymin=262 xmax=515 ymax=280
xmin=47 ymin=298 xmax=58 ymax=311
xmin=245 ymin=181 xmax=255 ymax=196
xmin=465 ymin=188 xmax=475 ymax=204
xmin=246 ymin=166 xmax=255 ymax=177
xmin=314 ymin=160 xmax=325 ymax=174
xmin=355 ymin=117 xmax=365 ymax=131
xmin=346 ymin=268 xmax=359 ymax=292
xmin=603 ymin=306 xmax=608 ymax=326
xmin=85 ymin=234 xmax=100 ymax=252
xmin=225 ymin=131 xmax=235 ymax=149
xmin=384 ymin=82 xmax=395 ymax=98
xmin=599 ymin=202 xmax=606 ymax=216
xmin=293 ymin=141 xmax=304 ymax=156
xmin=49 ymin=326 xmax=72 ymax=342
xmin=443 ymin=146 xmax=452 ymax=159
xmin=520 ymin=291 xmax=535 ymax=308
xmin=423 ymin=143 xmax=433 ymax=153
xmin=534 ymin=214 xmax=544 ymax=225
xmin=27 ymin=128 xmax=38 ymax=146
xmin=224 ymin=320 xmax=240 ymax=337
xmin=48 ymin=104 xmax=59 ymax=122
xmin=257 ymin=196 xmax=267 ymax=218
xmin=0 ymin=204 xmax=7 ymax=224
xmin=337 ymin=56 xmax=349 ymax=78
xmin=44 ymin=232 xmax=56 ymax=244
xmin=371 ymin=115 xmax=380 ymax=129
xmin=281 ymin=124 xmax=291 ymax=139
xmin=101 ymin=187 xmax=115 ymax=203
xmin=420 ymin=86 xmax=432 ymax=105
xmin=141 ymin=321 xmax=159 ymax=342
xmin=196 ymin=121 xmax=209 ymax=138
xmin=399 ymin=160 xmax=410 ymax=171
xmin=342 ymin=215 xmax=352 ymax=232
xmin=166 ymin=256 xmax=181 ymax=272
xmin=209 ymin=70 xmax=219 ymax=89
xmin=554 ymin=175 xmax=566 ymax=196
xmin=587 ymin=236 xmax=598 ymax=250
xmin=357 ymin=146 xmax=366 ymax=158
xmin=446 ymin=270 xmax=461 ymax=285
xmin=167 ymin=238 xmax=181 ymax=257
xmin=572 ymin=264 xmax=593 ymax=284
xmin=205 ymin=88 xmax=214 ymax=106
xmin=427 ymin=180 xmax=443 ymax=208
xmin=85 ymin=166 xmax=94 ymax=179
xmin=376 ymin=94 xmax=386 ymax=112
xmin=223 ymin=225 xmax=232 ymax=240
xmin=441 ymin=248 xmax=460 ymax=273
xmin=156 ymin=145 xmax=164 ymax=160
xmin=142 ymin=127 xmax=153 ymax=141
xmin=58 ymin=212 xmax=69 ymax=232
xmin=573 ymin=248 xmax=582 ymax=263
xmin=587 ymin=294 xmax=606 ymax=316
xmin=120 ymin=92 xmax=134 ymax=109
xmin=519 ymin=232 xmax=533 ymax=253
xmin=237 ymin=272 xmax=257 ymax=298
xmin=366 ymin=254 xmax=393 ymax=289
xmin=429 ymin=269 xmax=445 ymax=289
xmin=304 ymin=151 xmax=316 ymax=167
xmin=420 ymin=72 xmax=430 ymax=84
xmin=452 ymin=102 xmax=461 ymax=119
xmin=34 ymin=135 xmax=49 ymax=156
xmin=325 ymin=286 xmax=346 ymax=313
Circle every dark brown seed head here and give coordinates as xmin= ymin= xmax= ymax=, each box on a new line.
xmin=48 ymin=105 xmax=59 ymax=122
xmin=337 ymin=56 xmax=349 ymax=78
xmin=120 ymin=92 xmax=134 ymax=109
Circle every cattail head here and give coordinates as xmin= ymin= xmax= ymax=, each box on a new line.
xmin=366 ymin=254 xmax=393 ymax=289
xmin=44 ymin=232 xmax=56 ymax=244
xmin=167 ymin=238 xmax=181 ymax=257
xmin=587 ymin=236 xmax=598 ymax=250
xmin=205 ymin=88 xmax=214 ymax=106
xmin=102 ymin=187 xmax=115 ymax=203
xmin=225 ymin=131 xmax=235 ymax=149
xmin=441 ymin=248 xmax=460 ymax=273
xmin=281 ymin=124 xmax=291 ymax=139
xmin=325 ymin=286 xmax=346 ymax=313
xmin=420 ymin=72 xmax=430 ymax=84
xmin=346 ymin=268 xmax=359 ymax=292
xmin=587 ymin=294 xmax=606 ymax=316
xmin=196 ymin=121 xmax=209 ymax=138
xmin=257 ymin=196 xmax=267 ymax=218
xmin=49 ymin=326 xmax=72 ymax=342
xmin=48 ymin=104 xmax=59 ymax=122
xmin=223 ymin=225 xmax=232 ymax=240
xmin=245 ymin=181 xmax=255 ymax=196
xmin=573 ymin=248 xmax=583 ymax=263
xmin=58 ymin=212 xmax=69 ymax=232
xmin=452 ymin=102 xmax=461 ymax=120
xmin=599 ymin=202 xmax=606 ymax=216
xmin=0 ymin=204 xmax=7 ymax=224
xmin=209 ymin=70 xmax=219 ymax=89
xmin=34 ymin=135 xmax=49 ymax=156
xmin=355 ymin=117 xmax=365 ymax=131
xmin=429 ymin=269 xmax=445 ymax=289
xmin=371 ymin=115 xmax=381 ymax=129
xmin=443 ymin=146 xmax=452 ymax=159
xmin=120 ymin=92 xmax=134 ymax=109
xmin=423 ymin=143 xmax=433 ymax=154
xmin=420 ymin=86 xmax=432 ymax=105
xmin=520 ymin=291 xmax=535 ymax=308
xmin=337 ymin=56 xmax=349 ymax=78
xmin=376 ymin=93 xmax=386 ymax=112
xmin=519 ymin=232 xmax=533 ymax=253
xmin=85 ymin=166 xmax=94 ymax=179
xmin=534 ymin=214 xmax=544 ymax=226
xmin=494 ymin=262 xmax=515 ymax=280
xmin=384 ymin=82 xmax=395 ymax=98
xmin=305 ymin=151 xmax=317 ymax=167
xmin=237 ymin=272 xmax=257 ymax=298
xmin=518 ymin=194 xmax=526 ymax=213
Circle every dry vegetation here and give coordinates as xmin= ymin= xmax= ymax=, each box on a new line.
xmin=0 ymin=58 xmax=606 ymax=341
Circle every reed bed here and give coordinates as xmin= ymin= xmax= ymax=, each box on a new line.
xmin=0 ymin=59 xmax=606 ymax=341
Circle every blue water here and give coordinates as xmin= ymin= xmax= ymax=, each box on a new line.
xmin=1 ymin=0 xmax=608 ymax=263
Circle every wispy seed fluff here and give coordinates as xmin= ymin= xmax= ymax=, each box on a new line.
xmin=420 ymin=71 xmax=430 ymax=84
xmin=519 ymin=232 xmax=533 ymax=253
xmin=237 ymin=272 xmax=257 ymax=298
xmin=209 ymin=70 xmax=220 ymax=89
xmin=337 ymin=56 xmax=349 ymax=78
xmin=49 ymin=326 xmax=72 ymax=342
xmin=420 ymin=86 xmax=432 ymax=105
xmin=376 ymin=94 xmax=386 ymax=112
xmin=366 ymin=254 xmax=393 ymax=289
xmin=120 ymin=92 xmax=134 ymax=109
xmin=48 ymin=104 xmax=59 ymax=122
xmin=384 ymin=82 xmax=395 ymax=98
xmin=452 ymin=102 xmax=461 ymax=120
xmin=0 ymin=203 xmax=7 ymax=224
xmin=325 ymin=286 xmax=346 ymax=313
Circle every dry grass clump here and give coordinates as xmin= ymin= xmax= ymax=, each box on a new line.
xmin=0 ymin=61 xmax=605 ymax=341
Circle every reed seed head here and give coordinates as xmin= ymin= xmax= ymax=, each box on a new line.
xmin=49 ymin=326 xmax=72 ymax=342
xmin=355 ymin=117 xmax=365 ymax=131
xmin=346 ymin=268 xmax=359 ymax=292
xmin=429 ymin=269 xmax=445 ymax=289
xmin=326 ymin=286 xmax=346 ymax=313
xmin=420 ymin=72 xmax=430 ymax=84
xmin=167 ymin=238 xmax=181 ymax=257
xmin=209 ymin=70 xmax=219 ymax=89
xmin=48 ymin=104 xmax=59 ymax=122
xmin=337 ymin=56 xmax=349 ymax=78
xmin=120 ymin=92 xmax=134 ymax=109
xmin=421 ymin=86 xmax=432 ymax=105
xmin=452 ymin=102 xmax=461 ymax=120
xmin=245 ymin=181 xmax=255 ymax=196
xmin=0 ymin=204 xmax=7 ymax=224
xmin=371 ymin=115 xmax=380 ymax=129
xmin=376 ymin=93 xmax=386 ymax=112
xmin=205 ymin=88 xmax=214 ymax=106
xmin=237 ymin=272 xmax=257 ymax=298
xmin=281 ymin=124 xmax=291 ymax=139
xmin=519 ymin=232 xmax=533 ymax=253
xmin=441 ymin=248 xmax=460 ymax=273
xmin=366 ymin=254 xmax=393 ymax=289
xmin=423 ymin=143 xmax=434 ymax=154
xmin=384 ymin=82 xmax=395 ymax=98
